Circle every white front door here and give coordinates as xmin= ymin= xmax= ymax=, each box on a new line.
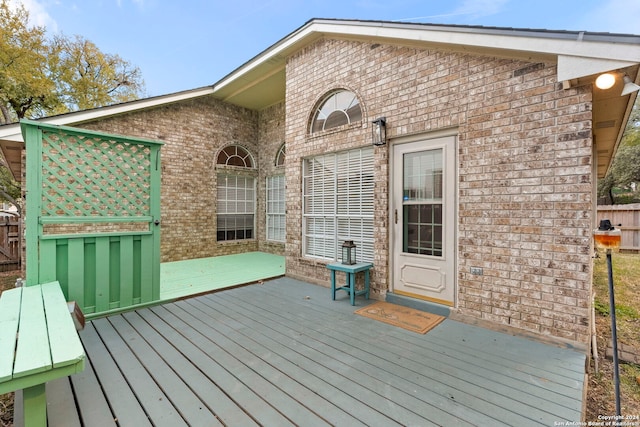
xmin=392 ymin=135 xmax=456 ymax=306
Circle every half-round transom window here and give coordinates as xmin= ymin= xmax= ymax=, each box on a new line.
xmin=311 ymin=90 xmax=362 ymax=133
xmin=217 ymin=145 xmax=254 ymax=168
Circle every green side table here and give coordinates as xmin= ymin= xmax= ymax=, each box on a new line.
xmin=327 ymin=262 xmax=373 ymax=305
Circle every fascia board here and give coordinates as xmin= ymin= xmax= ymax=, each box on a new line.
xmin=212 ymin=20 xmax=640 ymax=98
xmin=0 ymin=87 xmax=215 ymax=143
xmin=308 ymin=21 xmax=640 ymax=62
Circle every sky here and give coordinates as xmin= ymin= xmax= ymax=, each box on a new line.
xmin=8 ymin=0 xmax=640 ymax=97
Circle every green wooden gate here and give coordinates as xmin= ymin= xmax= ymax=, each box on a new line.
xmin=21 ymin=120 xmax=163 ymax=318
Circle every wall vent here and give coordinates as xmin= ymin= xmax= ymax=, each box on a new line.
xmin=596 ymin=120 xmax=616 ymax=129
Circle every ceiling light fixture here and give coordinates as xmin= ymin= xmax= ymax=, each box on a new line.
xmin=595 ymin=73 xmax=616 ymax=90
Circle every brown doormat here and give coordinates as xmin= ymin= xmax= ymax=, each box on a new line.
xmin=355 ymin=301 xmax=445 ymax=334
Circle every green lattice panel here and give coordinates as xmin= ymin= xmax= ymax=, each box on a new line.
xmin=41 ymin=129 xmax=152 ymax=219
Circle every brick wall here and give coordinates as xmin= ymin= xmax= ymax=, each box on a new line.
xmin=284 ymin=38 xmax=593 ymax=343
xmin=24 ymin=36 xmax=595 ymax=344
xmin=80 ymin=96 xmax=265 ymax=262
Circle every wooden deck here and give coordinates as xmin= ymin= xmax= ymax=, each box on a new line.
xmin=36 ymin=277 xmax=585 ymax=426
xmin=160 ymin=252 xmax=285 ymax=300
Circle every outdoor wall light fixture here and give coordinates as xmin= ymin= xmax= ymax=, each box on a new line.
xmin=372 ymin=117 xmax=387 ymax=146
xmin=621 ymin=75 xmax=640 ymax=96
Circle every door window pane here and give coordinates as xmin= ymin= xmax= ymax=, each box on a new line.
xmin=403 ymin=149 xmax=443 ymax=256
xmin=403 ymin=150 xmax=442 ymax=201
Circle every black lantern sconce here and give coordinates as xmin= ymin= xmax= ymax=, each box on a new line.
xmin=372 ymin=117 xmax=386 ymax=146
xmin=341 ymin=240 xmax=357 ymax=265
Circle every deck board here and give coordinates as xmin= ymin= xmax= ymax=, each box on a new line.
xmin=65 ymin=350 xmax=116 ymax=427
xmin=179 ymin=298 xmax=408 ymax=427
xmin=154 ymin=303 xmax=344 ymax=427
xmin=160 ymin=252 xmax=285 ymax=300
xmin=121 ymin=310 xmax=247 ymax=426
xmin=242 ymin=282 xmax=584 ymax=417
xmin=217 ymin=283 xmax=528 ymax=425
xmin=46 ymin=276 xmax=585 ymax=426
xmin=155 ymin=303 xmax=369 ymax=427
xmin=77 ymin=323 xmax=150 ymax=427
xmin=46 ymin=378 xmax=81 ymax=427
xmin=144 ymin=305 xmax=306 ymax=427
xmin=203 ymin=291 xmax=465 ymax=426
xmin=91 ymin=318 xmax=187 ymax=427
xmin=106 ymin=315 xmax=221 ymax=426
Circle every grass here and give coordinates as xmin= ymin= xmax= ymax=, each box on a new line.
xmin=588 ymin=251 xmax=640 ymax=419
xmin=593 ymin=252 xmax=640 ymax=344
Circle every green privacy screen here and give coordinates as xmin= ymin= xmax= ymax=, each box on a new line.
xmin=21 ymin=120 xmax=163 ymax=317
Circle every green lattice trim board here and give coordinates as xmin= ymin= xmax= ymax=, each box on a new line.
xmin=41 ymin=129 xmax=152 ymax=218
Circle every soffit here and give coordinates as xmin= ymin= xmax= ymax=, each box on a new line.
xmin=591 ymin=65 xmax=639 ymax=178
xmin=212 ymin=19 xmax=640 ymax=111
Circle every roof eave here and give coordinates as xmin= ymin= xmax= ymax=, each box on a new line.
xmin=0 ymin=86 xmax=215 ymax=142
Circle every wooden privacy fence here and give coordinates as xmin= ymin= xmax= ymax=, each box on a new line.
xmin=0 ymin=216 xmax=20 ymax=271
xmin=597 ymin=203 xmax=640 ymax=252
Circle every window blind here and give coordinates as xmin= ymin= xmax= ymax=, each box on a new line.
xmin=303 ymin=147 xmax=374 ymax=263
xmin=266 ymin=175 xmax=286 ymax=242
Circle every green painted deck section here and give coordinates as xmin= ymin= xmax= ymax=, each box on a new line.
xmin=160 ymin=252 xmax=285 ymax=300
xmin=36 ymin=276 xmax=586 ymax=426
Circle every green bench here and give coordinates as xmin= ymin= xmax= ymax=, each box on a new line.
xmin=0 ymin=281 xmax=85 ymax=427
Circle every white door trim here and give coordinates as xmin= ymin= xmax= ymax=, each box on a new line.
xmin=388 ymin=130 xmax=458 ymax=306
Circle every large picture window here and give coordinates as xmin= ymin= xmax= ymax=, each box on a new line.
xmin=266 ymin=175 xmax=285 ymax=242
xmin=303 ymin=147 xmax=374 ymax=263
xmin=216 ymin=145 xmax=256 ymax=242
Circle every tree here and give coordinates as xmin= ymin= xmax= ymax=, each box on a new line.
xmin=598 ymin=97 xmax=640 ymax=204
xmin=0 ymin=0 xmax=146 ymax=212
xmin=622 ymin=96 xmax=640 ymax=146
xmin=50 ymin=34 xmax=144 ymax=112
xmin=610 ymin=144 xmax=640 ymax=189
xmin=0 ymin=0 xmax=58 ymax=123
xmin=0 ymin=155 xmax=21 ymax=211
xmin=0 ymin=0 xmax=145 ymax=124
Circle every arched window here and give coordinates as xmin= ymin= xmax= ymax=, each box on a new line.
xmin=216 ymin=145 xmax=256 ymax=242
xmin=311 ymin=90 xmax=362 ymax=133
xmin=217 ymin=145 xmax=254 ymax=168
xmin=275 ymin=143 xmax=286 ymax=167
xmin=267 ymin=143 xmax=286 ymax=242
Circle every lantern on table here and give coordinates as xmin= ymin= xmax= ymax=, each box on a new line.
xmin=341 ymin=240 xmax=357 ymax=265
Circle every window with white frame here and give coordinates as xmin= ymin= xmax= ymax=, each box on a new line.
xmin=266 ymin=175 xmax=285 ymax=242
xmin=311 ymin=90 xmax=362 ymax=133
xmin=216 ymin=145 xmax=256 ymax=241
xmin=303 ymin=147 xmax=374 ymax=263
xmin=217 ymin=175 xmax=255 ymax=241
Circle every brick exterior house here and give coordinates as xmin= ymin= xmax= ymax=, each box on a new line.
xmin=1 ymin=19 xmax=639 ymax=346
